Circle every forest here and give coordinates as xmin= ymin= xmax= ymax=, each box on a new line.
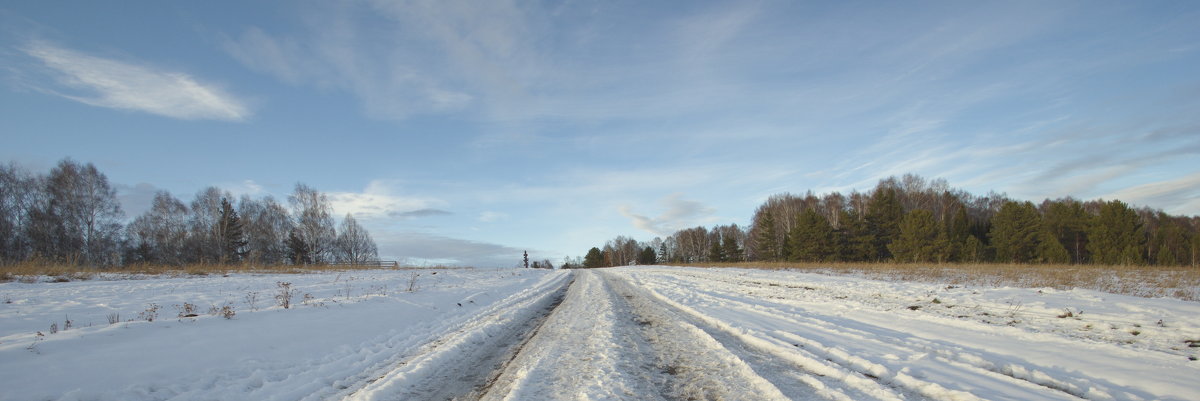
xmin=579 ymin=174 xmax=1200 ymax=268
xmin=0 ymin=159 xmax=378 ymax=268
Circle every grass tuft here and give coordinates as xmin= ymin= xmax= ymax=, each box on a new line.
xmin=675 ymin=262 xmax=1200 ymax=301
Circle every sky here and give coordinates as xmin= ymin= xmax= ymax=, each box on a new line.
xmin=2 ymin=1 xmax=1199 ymax=267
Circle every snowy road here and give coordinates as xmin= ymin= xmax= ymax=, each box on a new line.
xmin=470 ymin=268 xmax=1199 ymax=401
xmin=2 ymin=267 xmax=1197 ymax=400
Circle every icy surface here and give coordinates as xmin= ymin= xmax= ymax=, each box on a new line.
xmin=2 ymin=266 xmax=1197 ymax=400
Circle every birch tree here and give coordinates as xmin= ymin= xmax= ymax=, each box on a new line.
xmin=334 ymin=213 xmax=378 ymax=264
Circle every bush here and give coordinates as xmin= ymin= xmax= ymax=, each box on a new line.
xmin=275 ymin=282 xmax=294 ymax=309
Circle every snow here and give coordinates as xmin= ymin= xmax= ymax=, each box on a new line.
xmin=2 ymin=266 xmax=1197 ymax=400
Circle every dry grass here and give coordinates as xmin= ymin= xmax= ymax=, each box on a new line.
xmin=678 ymin=262 xmax=1200 ymax=301
xmin=0 ymin=261 xmax=460 ymax=283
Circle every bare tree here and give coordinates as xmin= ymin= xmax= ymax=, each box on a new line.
xmin=186 ymin=187 xmax=231 ymax=264
xmin=0 ymin=163 xmax=41 ymax=263
xmin=289 ymin=183 xmax=336 ymax=264
xmin=334 ymin=213 xmax=378 ymax=264
xmin=239 ymin=195 xmax=293 ymax=266
xmin=125 ymin=191 xmax=189 ymax=265
xmin=27 ymin=160 xmax=123 ymax=265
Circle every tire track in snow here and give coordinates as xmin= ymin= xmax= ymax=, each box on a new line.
xmin=608 ymin=271 xmax=913 ymax=401
xmin=478 ymin=270 xmax=793 ymax=400
xmin=475 ymin=269 xmax=668 ymax=400
xmin=597 ymin=271 xmax=792 ymax=401
xmin=627 ymin=269 xmax=1148 ymax=401
xmin=328 ymin=271 xmax=573 ymax=401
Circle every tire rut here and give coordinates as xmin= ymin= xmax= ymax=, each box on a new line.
xmin=608 ymin=271 xmax=912 ymax=401
xmin=336 ymin=273 xmax=573 ymax=401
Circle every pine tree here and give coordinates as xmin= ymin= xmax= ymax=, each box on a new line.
xmin=1148 ymin=214 xmax=1187 ymax=266
xmin=989 ymin=201 xmax=1041 ymax=263
xmin=217 ymin=198 xmax=246 ymax=264
xmin=286 ymin=228 xmax=311 ymax=265
xmin=752 ymin=212 xmax=780 ymax=261
xmin=962 ymin=235 xmax=984 ymax=263
xmin=583 ymin=247 xmax=604 ymax=268
xmin=720 ymin=235 xmax=742 ymax=262
xmin=786 ymin=209 xmax=834 ymax=262
xmin=1088 ymin=200 xmax=1145 ymax=265
xmin=708 ymin=240 xmax=724 ymax=262
xmin=947 ymin=208 xmax=971 ymax=262
xmin=638 ymin=246 xmax=657 ymax=265
xmin=837 ymin=210 xmax=874 ymax=262
xmin=865 ymin=188 xmax=903 ymax=261
xmin=1042 ymin=199 xmax=1090 ymax=263
xmin=1036 ymin=229 xmax=1070 ymax=264
xmin=889 ymin=209 xmax=938 ymax=263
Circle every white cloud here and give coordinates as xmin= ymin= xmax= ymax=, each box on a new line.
xmin=373 ymin=231 xmax=525 ymax=268
xmin=20 ymin=41 xmax=251 ymax=121
xmin=620 ymin=193 xmax=716 ymax=237
xmin=1101 ymin=172 xmax=1200 ymax=215
xmin=327 ymin=180 xmax=445 ymax=219
xmin=223 ymin=180 xmax=265 ymax=198
xmin=114 ymin=182 xmax=159 ymax=219
xmin=478 ymin=211 xmax=508 ymax=223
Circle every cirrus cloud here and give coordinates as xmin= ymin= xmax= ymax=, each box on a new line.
xmin=18 ymin=40 xmax=251 ymax=121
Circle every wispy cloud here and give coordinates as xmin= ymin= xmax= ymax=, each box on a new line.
xmin=392 ymin=208 xmax=452 ymax=218
xmin=620 ymin=193 xmax=716 ymax=237
xmin=1102 ymin=172 xmax=1200 ymax=215
xmin=19 ymin=41 xmax=250 ymax=121
xmin=327 ymin=180 xmax=445 ymax=219
xmin=478 ymin=211 xmax=508 ymax=223
xmin=374 ymin=231 xmax=526 ymax=267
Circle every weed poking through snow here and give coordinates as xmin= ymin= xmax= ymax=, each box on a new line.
xmin=275 ymin=282 xmax=294 ymax=309
xmin=138 ymin=303 xmax=160 ymax=322
xmin=244 ymin=291 xmax=260 ymax=311
xmin=176 ymin=303 xmax=199 ymax=319
xmin=406 ymin=272 xmax=421 ymax=293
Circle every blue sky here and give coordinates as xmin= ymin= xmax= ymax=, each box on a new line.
xmin=2 ymin=1 xmax=1198 ymax=267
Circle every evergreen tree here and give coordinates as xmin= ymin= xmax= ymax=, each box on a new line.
xmin=865 ymin=188 xmax=903 ymax=261
xmin=932 ymin=229 xmax=954 ymax=263
xmin=1042 ymin=199 xmax=1090 ymax=263
xmin=583 ymin=247 xmax=604 ymax=268
xmin=720 ymin=234 xmax=742 ymax=262
xmin=889 ymin=209 xmax=938 ymax=263
xmin=947 ymin=208 xmax=971 ymax=262
xmin=217 ymin=198 xmax=246 ymax=264
xmin=1148 ymin=214 xmax=1187 ymax=266
xmin=989 ymin=201 xmax=1041 ymax=263
xmin=638 ymin=246 xmax=657 ymax=265
xmin=1088 ymin=200 xmax=1145 ymax=265
xmin=708 ymin=240 xmax=724 ymax=262
xmin=837 ymin=210 xmax=874 ymax=261
xmin=1036 ymin=230 xmax=1071 ymax=264
xmin=786 ymin=208 xmax=834 ymax=262
xmin=752 ymin=212 xmax=780 ymax=261
xmin=962 ymin=235 xmax=984 ymax=263
xmin=286 ymin=228 xmax=311 ymax=265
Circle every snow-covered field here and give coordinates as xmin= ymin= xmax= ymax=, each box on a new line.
xmin=2 ymin=266 xmax=1197 ymax=400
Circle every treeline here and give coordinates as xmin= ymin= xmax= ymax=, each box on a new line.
xmin=579 ymin=174 xmax=1200 ymax=268
xmin=0 ymin=159 xmax=379 ymax=268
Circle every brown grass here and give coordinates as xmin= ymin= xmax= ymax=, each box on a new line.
xmin=0 ymin=261 xmax=455 ymax=283
xmin=675 ymin=262 xmax=1200 ymax=301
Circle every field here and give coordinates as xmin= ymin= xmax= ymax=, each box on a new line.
xmin=1 ymin=266 xmax=1197 ymax=400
